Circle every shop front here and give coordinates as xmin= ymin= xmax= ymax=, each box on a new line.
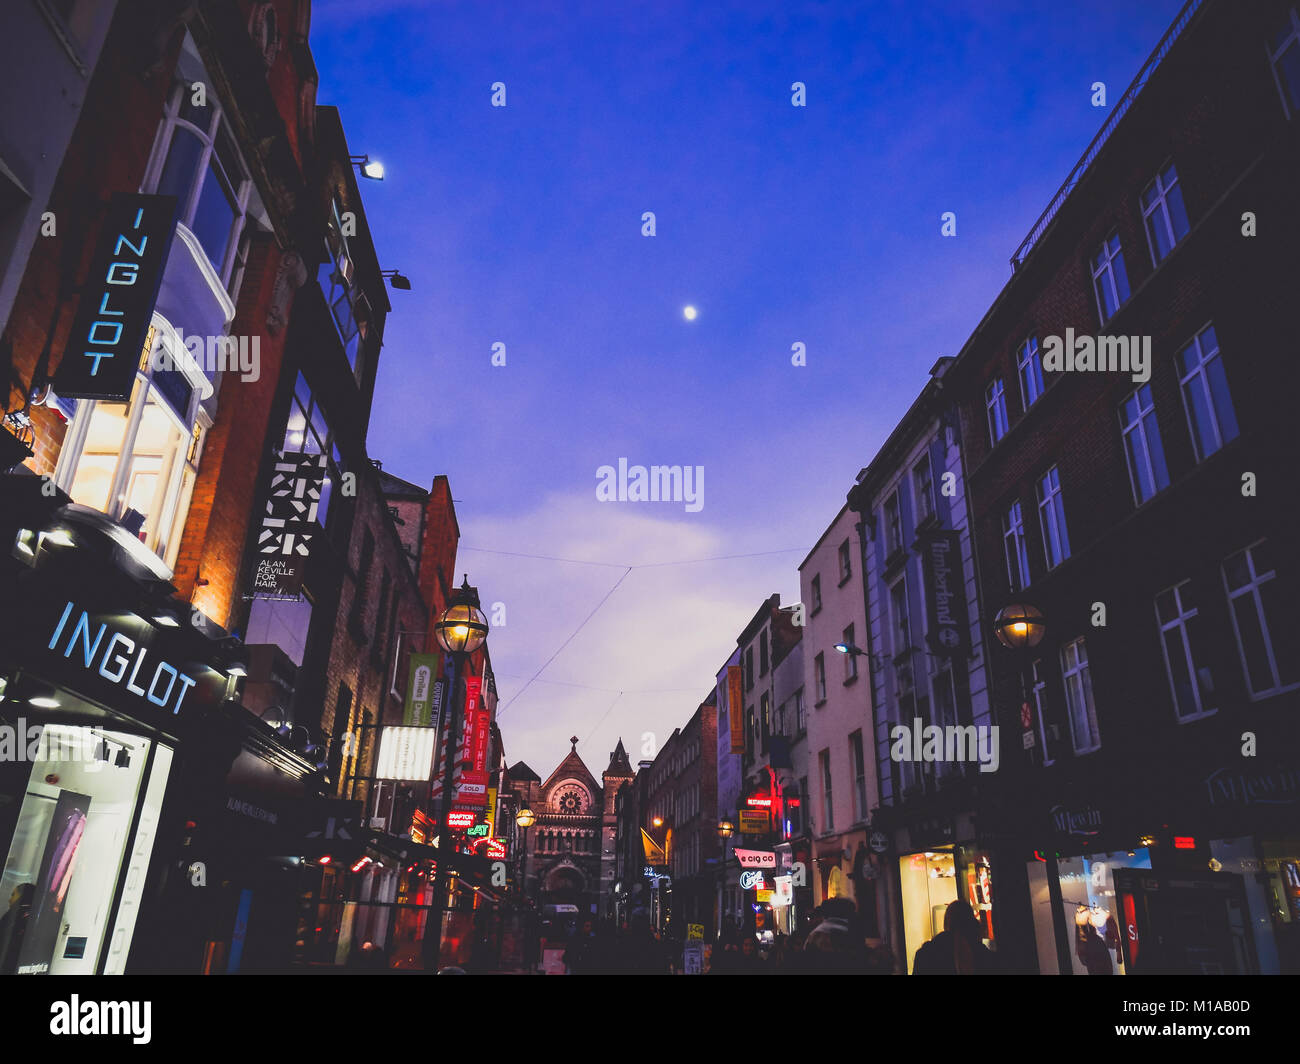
xmin=0 ymin=488 xmax=236 ymax=974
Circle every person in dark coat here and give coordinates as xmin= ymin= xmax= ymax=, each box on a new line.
xmin=0 ymin=884 xmax=34 ymax=974
xmin=912 ymin=900 xmax=997 ymax=974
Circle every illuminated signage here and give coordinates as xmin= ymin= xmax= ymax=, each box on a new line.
xmin=466 ymin=823 xmax=490 ymax=838
xmin=735 ymin=849 xmax=776 ymax=869
xmin=54 ymin=193 xmax=179 ymax=401
xmin=738 ymin=810 xmax=770 ymax=835
xmin=745 ymin=797 xmax=772 ymax=808
xmin=45 ymin=601 xmax=199 ymax=716
xmin=1173 ymin=836 xmax=1196 ymax=850
xmin=375 ymin=726 xmax=437 ymax=781
xmin=250 ymin=451 xmax=327 ymax=598
xmin=456 ymin=676 xmax=489 ymax=804
xmin=404 ymin=654 xmax=442 ymax=727
xmin=739 ymin=870 xmax=765 ymax=891
xmin=447 ymin=811 xmax=477 ymax=829
xmin=485 ymin=839 xmax=507 ymax=859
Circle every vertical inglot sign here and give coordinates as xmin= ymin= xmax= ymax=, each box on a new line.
xmin=55 ymin=193 xmax=179 ymax=401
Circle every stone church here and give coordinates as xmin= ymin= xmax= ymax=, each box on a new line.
xmin=507 ymin=737 xmax=634 ymax=918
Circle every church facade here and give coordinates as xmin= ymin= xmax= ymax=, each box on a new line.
xmin=507 ymin=738 xmax=634 ymax=919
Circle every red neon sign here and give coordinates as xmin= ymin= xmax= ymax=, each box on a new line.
xmin=447 ymin=811 xmax=476 ymax=829
xmin=1173 ymin=836 xmax=1196 ymax=849
xmin=746 ymin=797 xmax=772 ymax=808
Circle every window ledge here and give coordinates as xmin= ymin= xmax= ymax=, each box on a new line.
xmin=172 ymin=223 xmax=237 ymax=325
xmin=843 ymin=674 xmax=859 ymax=687
xmin=838 ymin=573 xmax=852 ymax=588
xmin=814 ymin=699 xmax=827 ymax=709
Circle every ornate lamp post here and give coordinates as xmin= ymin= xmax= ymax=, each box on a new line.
xmin=516 ymin=807 xmax=535 ymax=898
xmin=423 ymin=578 xmax=489 ymax=971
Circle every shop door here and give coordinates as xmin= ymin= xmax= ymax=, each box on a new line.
xmin=1114 ymin=869 xmax=1257 ymax=974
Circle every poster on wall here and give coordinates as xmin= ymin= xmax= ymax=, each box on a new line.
xmin=14 ymin=790 xmax=93 ymax=975
xmin=250 ymin=451 xmax=328 ymax=598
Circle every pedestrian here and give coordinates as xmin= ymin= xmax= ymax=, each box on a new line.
xmin=707 ymin=936 xmax=740 ymax=974
xmin=912 ymin=899 xmax=997 ymax=974
xmin=564 ymin=917 xmax=598 ymax=974
xmin=802 ymin=897 xmax=871 ymax=972
xmin=736 ymin=935 xmax=766 ymax=973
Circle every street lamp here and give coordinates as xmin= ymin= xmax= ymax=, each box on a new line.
xmin=424 ymin=578 xmax=489 ymax=972
xmin=349 ymin=154 xmax=385 ymax=180
xmin=652 ymin=816 xmax=663 ymax=828
xmin=717 ymin=820 xmax=734 ymax=839
xmin=992 ymin=603 xmax=1047 ymax=650
xmin=516 ymin=807 xmax=535 ymax=901
xmin=380 ymin=268 xmax=412 ymax=290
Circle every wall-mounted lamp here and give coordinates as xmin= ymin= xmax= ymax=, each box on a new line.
xmin=380 ymin=269 xmax=411 ymax=290
xmin=349 ymin=155 xmax=384 ymax=181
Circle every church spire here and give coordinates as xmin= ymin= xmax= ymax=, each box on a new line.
xmin=605 ymin=737 xmax=633 ymax=777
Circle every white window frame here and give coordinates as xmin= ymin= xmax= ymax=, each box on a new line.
xmin=931 ymin=666 xmax=959 ymax=779
xmin=1141 ymin=162 xmax=1189 ymax=266
xmin=839 ymin=539 xmax=852 ymax=582
xmin=1017 ymin=336 xmax=1045 ymax=409
xmin=1267 ymin=6 xmax=1300 ymax=120
xmin=850 ymin=730 xmax=868 ymax=822
xmin=810 ymin=574 xmax=822 ymax=612
xmin=889 ymin=574 xmax=911 ymax=657
xmin=140 ymin=33 xmax=252 ymax=290
xmin=986 ymin=377 xmax=1009 ymax=445
xmin=884 ymin=491 xmax=902 ymax=555
xmin=1119 ymin=383 xmax=1170 ymax=506
xmin=1090 ymin=232 xmax=1130 ymax=325
xmin=1177 ymin=323 xmax=1238 ymax=463
xmin=1036 ymin=465 xmax=1071 ymax=570
xmin=1031 ymin=659 xmax=1054 ymax=767
xmin=819 ymin=749 xmax=834 ymax=833
xmin=53 ymin=316 xmax=211 ymax=571
xmin=843 ymin=624 xmax=857 ymax=681
xmin=1222 ymin=542 xmax=1299 ymax=701
xmin=912 ymin=454 xmax=935 ymax=525
xmin=1061 ymin=637 xmax=1100 ymax=755
xmin=1003 ymin=500 xmax=1031 ymax=591
xmin=814 ymin=652 xmax=826 ymax=703
xmin=1155 ymin=580 xmax=1216 ymax=722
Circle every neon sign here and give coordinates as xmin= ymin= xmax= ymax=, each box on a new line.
xmin=739 ymin=870 xmax=765 ymax=890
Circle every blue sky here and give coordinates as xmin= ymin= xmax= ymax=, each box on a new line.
xmin=310 ymin=0 xmax=1185 ymax=776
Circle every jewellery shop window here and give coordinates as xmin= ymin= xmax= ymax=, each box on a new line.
xmin=0 ymin=726 xmax=168 ymax=975
xmin=53 ymin=320 xmax=211 ymax=572
xmin=955 ymin=847 xmax=995 ymax=949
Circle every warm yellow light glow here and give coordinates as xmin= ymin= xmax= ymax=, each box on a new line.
xmin=683 ymin=306 xmax=697 ymax=321
xmin=653 ymin=817 xmax=663 ymax=827
xmin=452 ymin=624 xmax=469 ymax=638
xmin=1010 ymin=622 xmax=1028 ymax=637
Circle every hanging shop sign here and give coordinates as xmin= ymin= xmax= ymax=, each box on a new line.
xmin=375 ymin=726 xmax=437 ymax=782
xmin=446 ymin=811 xmax=477 ymax=830
xmin=54 ymin=193 xmax=179 ymax=401
xmin=250 ymin=451 xmax=327 ymax=598
xmin=735 ymin=849 xmax=776 ymax=869
xmin=1203 ymin=764 xmax=1300 ymax=807
xmin=1049 ymin=804 xmax=1103 ymax=837
xmin=727 ymin=665 xmax=745 ymax=753
xmin=404 ymin=654 xmax=442 ymax=727
xmin=916 ymin=529 xmax=970 ymax=658
xmin=456 ymin=676 xmax=489 ymax=804
xmin=738 ymin=810 xmax=770 ymax=835
xmin=739 ymin=870 xmax=766 ymax=891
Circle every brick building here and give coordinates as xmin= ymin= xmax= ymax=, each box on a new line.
xmin=938 ymin=0 xmax=1300 ymax=973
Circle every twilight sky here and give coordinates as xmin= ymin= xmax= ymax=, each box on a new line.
xmin=310 ymin=0 xmax=1183 ymax=778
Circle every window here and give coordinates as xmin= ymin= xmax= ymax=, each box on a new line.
xmin=1155 ymin=581 xmax=1216 ymax=721
xmin=1017 ymin=337 xmax=1045 ymax=408
xmin=1002 ymin=500 xmax=1031 ymax=592
xmin=777 ymin=699 xmax=787 ymax=737
xmin=1031 ymin=659 xmax=1053 ymax=767
xmin=318 ymin=196 xmax=372 ymax=379
xmin=1177 ymin=324 xmax=1239 ymax=462
xmin=1119 ymin=384 xmax=1170 ymax=505
xmin=889 ymin=576 xmax=911 ymax=656
xmin=1141 ymin=163 xmax=1190 ymax=265
xmin=795 ymin=688 xmax=806 ymax=733
xmin=811 ymin=574 xmax=822 ymax=613
xmin=746 ymin=707 xmax=756 ymax=755
xmin=1222 ymin=542 xmax=1299 ymax=698
xmin=814 ymin=653 xmax=827 ymax=703
xmin=283 ymin=373 xmax=343 ymax=528
xmin=1090 ymin=232 xmax=1131 ymax=325
xmin=759 ymin=629 xmax=769 ymax=676
xmin=760 ymin=693 xmax=770 ymax=745
xmin=843 ymin=624 xmax=858 ymax=680
xmin=986 ymin=378 xmax=1009 ymax=445
xmin=850 ymin=731 xmax=868 ymax=821
xmin=371 ymin=570 xmax=391 ymax=666
xmin=819 ymin=750 xmax=834 ymax=833
xmin=838 ymin=539 xmax=852 ymax=583
xmin=913 ymin=454 xmax=935 ymax=524
xmin=883 ymin=492 xmax=903 ymax=556
xmin=1268 ymin=7 xmax=1300 ymax=117
xmin=147 ymin=33 xmax=252 ymax=287
xmin=932 ymin=668 xmax=958 ymax=778
xmin=744 ymin=647 xmax=754 ymax=691
xmin=1036 ymin=466 xmax=1071 ymax=569
xmin=59 ymin=322 xmax=208 ymax=569
xmin=1061 ymin=638 xmax=1100 ymax=754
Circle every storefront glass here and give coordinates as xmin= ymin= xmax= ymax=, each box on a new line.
xmin=1026 ymin=847 xmax=1151 ymax=975
xmin=898 ymin=849 xmax=958 ymax=972
xmin=0 ymin=725 xmax=166 ymax=974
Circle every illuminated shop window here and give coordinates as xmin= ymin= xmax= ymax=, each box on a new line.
xmin=55 ymin=321 xmax=209 ymax=570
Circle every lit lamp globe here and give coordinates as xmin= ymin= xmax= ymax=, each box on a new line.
xmin=516 ymin=808 xmax=535 ymax=829
xmin=993 ymin=603 xmax=1046 ymax=650
xmin=717 ymin=820 xmax=734 ymax=839
xmin=433 ymin=601 xmax=489 ymax=655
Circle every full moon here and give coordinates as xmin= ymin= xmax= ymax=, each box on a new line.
xmin=683 ymin=305 xmax=698 ymax=320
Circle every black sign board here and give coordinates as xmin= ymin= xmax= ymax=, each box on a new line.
xmin=916 ymin=529 xmax=970 ymax=658
xmin=250 ymin=451 xmax=327 ymax=598
xmin=54 ymin=194 xmax=179 ymax=401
